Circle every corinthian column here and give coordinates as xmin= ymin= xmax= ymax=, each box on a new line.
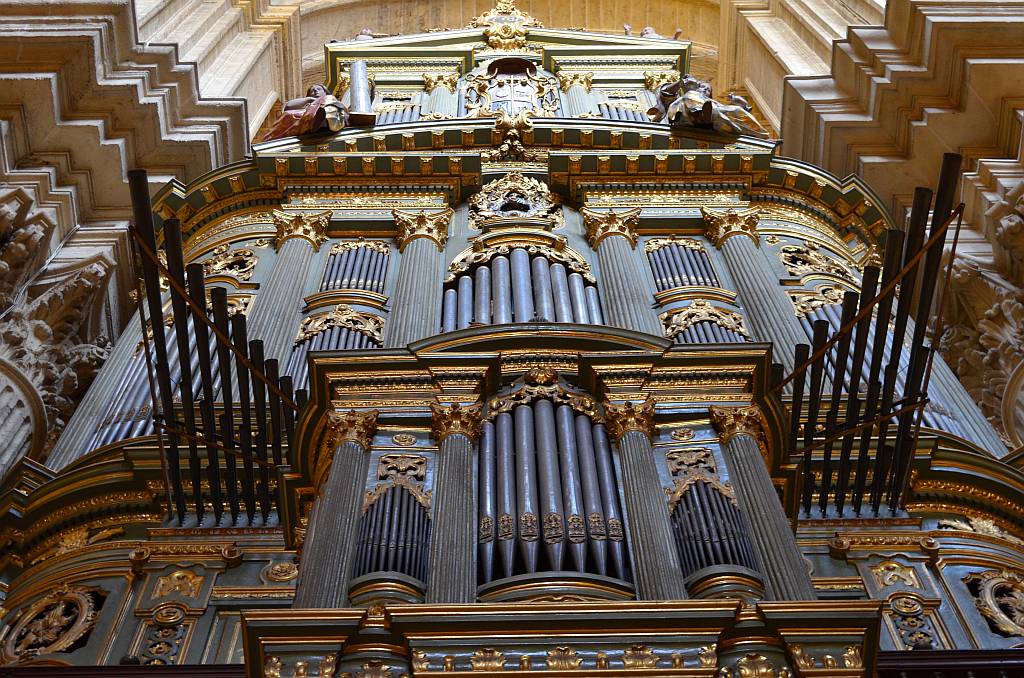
xmin=421 ymin=72 xmax=460 ymax=119
xmin=709 ymin=405 xmax=816 ymax=601
xmin=293 ymin=409 xmax=378 ymax=608
xmin=705 ymin=207 xmax=807 ymax=374
xmin=604 ymin=397 xmax=688 ymax=600
xmin=557 ymin=72 xmax=598 ymax=118
xmin=426 ymin=401 xmax=482 ymax=603
xmin=581 ymin=207 xmax=663 ymax=336
xmin=246 ymin=210 xmax=330 ymax=364
xmin=383 ymin=209 xmax=453 ymax=347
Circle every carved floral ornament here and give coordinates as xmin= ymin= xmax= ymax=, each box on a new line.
xmin=644 ymin=70 xmax=682 ymax=92
xmin=200 ymin=243 xmax=258 ymax=281
xmin=365 ymin=453 xmax=431 ymax=514
xmin=468 ymin=171 xmax=561 ymax=228
xmin=294 ymin=304 xmax=384 ymax=345
xmin=789 ymin=285 xmax=846 ymax=318
xmin=581 ymin=206 xmax=643 ymax=249
xmin=661 ymin=300 xmax=750 ymax=339
xmin=315 ymin=409 xmax=379 ymax=485
xmin=392 ymin=208 xmax=453 ymax=252
xmin=777 ymin=240 xmax=855 ymax=281
xmin=645 ymin=236 xmax=705 ymax=253
xmin=431 ymin=401 xmax=483 ymax=441
xmin=487 ymin=367 xmax=599 ymax=420
xmin=603 ymin=396 xmax=656 ymax=439
xmin=446 ymin=238 xmax=594 ymax=284
xmin=965 ymin=569 xmax=1024 ymax=637
xmin=272 ymin=210 xmax=331 ymax=252
xmin=329 ymin=239 xmax=390 ymax=255
xmin=1 ymin=585 xmax=99 ymax=662
xmin=665 ymin=447 xmax=737 ymax=510
xmin=702 ymin=206 xmax=760 ymax=249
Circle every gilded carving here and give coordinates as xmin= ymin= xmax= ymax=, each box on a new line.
xmin=377 ymin=453 xmax=427 ymax=480
xmin=778 ymin=241 xmax=854 ymax=281
xmin=317 ymin=410 xmax=379 ymax=485
xmin=581 ymin=206 xmax=642 ymax=249
xmin=697 ymin=644 xmax=717 ymax=667
xmin=709 ymin=405 xmax=763 ymax=443
xmin=391 ymin=433 xmax=416 ymax=446
xmin=603 ymin=396 xmax=656 ymax=439
xmin=661 ymin=300 xmax=749 ymax=339
xmin=272 ymin=210 xmax=331 ymax=252
xmin=670 ymin=426 xmax=696 ymax=441
xmin=319 ymin=655 xmax=337 ymax=677
xmin=789 ymin=286 xmax=846 ymax=318
xmin=1 ymin=585 xmax=98 ymax=662
xmin=466 ymin=0 xmax=542 ymax=52
xmin=471 ymin=647 xmax=506 ymax=671
xmin=467 ymin=171 xmax=560 ymax=228
xmin=789 ymin=645 xmax=816 ymax=669
xmin=392 ymin=208 xmax=453 ymax=251
xmin=665 ymin=447 xmax=736 ymax=509
xmin=201 ymin=243 xmax=258 ymax=281
xmin=965 ymin=569 xmax=1024 ymax=637
xmin=622 ymin=645 xmax=659 ymax=668
xmin=30 ymin=524 xmax=125 ymax=564
xmin=447 ymin=239 xmax=592 ymax=285
xmin=546 ymin=646 xmax=581 ymax=670
xmin=412 ymin=650 xmax=430 ymax=672
xmin=264 ymin=562 xmax=299 ymax=583
xmin=644 ymin=70 xmax=681 ymax=92
xmin=363 ymin=476 xmax=432 ymax=513
xmin=356 ymin=659 xmax=392 ymax=678
xmin=431 ymin=401 xmax=483 ymax=442
xmin=843 ymin=645 xmax=863 ymax=668
xmin=558 ymin=72 xmax=593 ymax=93
xmin=265 ymin=656 xmax=283 ymax=678
xmin=734 ymin=653 xmax=775 ymax=678
xmin=703 ymin=206 xmax=760 ymax=248
xmin=644 ymin=236 xmax=705 ymax=253
xmin=488 ymin=370 xmax=599 ymax=421
xmin=422 ymin=72 xmax=460 ymax=94
xmin=937 ymin=515 xmax=1024 ymax=545
xmin=154 ymin=570 xmax=204 ymax=598
xmin=294 ymin=304 xmax=384 ymax=344
xmin=870 ymin=560 xmax=921 ymax=589
xmin=329 ymin=239 xmax=391 ymax=255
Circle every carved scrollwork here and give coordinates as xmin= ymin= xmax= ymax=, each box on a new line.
xmin=661 ymin=299 xmax=749 ymax=339
xmin=789 ymin=285 xmax=846 ymax=318
xmin=487 ymin=368 xmax=599 ymax=420
xmin=377 ymin=453 xmax=426 ymax=481
xmin=464 ymin=62 xmax=558 ymax=118
xmin=709 ymin=405 xmax=764 ymax=444
xmin=272 ymin=210 xmax=331 ymax=252
xmin=703 ymin=206 xmax=760 ymax=249
xmin=1 ymin=585 xmax=99 ymax=662
xmin=363 ymin=475 xmax=432 ymax=513
xmin=468 ymin=171 xmax=561 ymax=228
xmin=201 ymin=243 xmax=257 ymax=281
xmin=937 ymin=515 xmax=1024 ymax=545
xmin=466 ymin=0 xmax=542 ymax=52
xmin=392 ymin=208 xmax=453 ymax=251
xmin=644 ymin=236 xmax=705 ymax=253
xmin=581 ymin=206 xmax=642 ymax=249
xmin=664 ymin=446 xmax=737 ymax=510
xmin=965 ymin=569 xmax=1024 ymax=637
xmin=294 ymin=304 xmax=383 ymax=344
xmin=778 ymin=240 xmax=855 ymax=281
xmin=446 ymin=239 xmax=593 ymax=283
xmin=870 ymin=559 xmax=921 ymax=589
xmin=329 ymin=239 xmax=391 ymax=255
xmin=154 ymin=570 xmax=204 ymax=598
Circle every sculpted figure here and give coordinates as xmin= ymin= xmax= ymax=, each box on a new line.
xmin=261 ymin=84 xmax=346 ymax=141
xmin=648 ymin=74 xmax=769 ymax=138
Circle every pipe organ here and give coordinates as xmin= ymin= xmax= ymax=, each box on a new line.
xmin=4 ymin=4 xmax=1022 ymax=676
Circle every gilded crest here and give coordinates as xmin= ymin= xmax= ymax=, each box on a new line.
xmin=154 ymin=570 xmax=204 ymax=599
xmin=1 ymin=585 xmax=99 ymax=662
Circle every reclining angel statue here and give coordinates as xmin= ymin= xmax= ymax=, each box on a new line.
xmin=648 ymin=74 xmax=769 ymax=138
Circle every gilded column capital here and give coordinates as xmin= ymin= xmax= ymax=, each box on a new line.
xmin=558 ymin=71 xmax=593 ymax=93
xmin=709 ymin=405 xmax=763 ymax=443
xmin=603 ymin=396 xmax=656 ymax=439
xmin=272 ymin=209 xmax=331 ymax=252
xmin=703 ymin=206 xmax=760 ymax=249
xmin=581 ymin=207 xmax=642 ymax=249
xmin=327 ymin=409 xmax=379 ymax=448
xmin=422 ymin=72 xmax=460 ymax=94
xmin=393 ymin=208 xmax=453 ymax=252
xmin=431 ymin=401 xmax=483 ymax=442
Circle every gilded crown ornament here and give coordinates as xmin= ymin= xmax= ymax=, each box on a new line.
xmin=581 ymin=206 xmax=643 ymax=248
xmin=392 ymin=208 xmax=453 ymax=251
xmin=430 ymin=401 xmax=483 ymax=442
xmin=703 ymin=206 xmax=760 ymax=248
xmin=467 ymin=0 xmax=542 ymax=52
xmin=272 ymin=209 xmax=331 ymax=251
xmin=709 ymin=405 xmax=763 ymax=443
xmin=603 ymin=396 xmax=657 ymax=439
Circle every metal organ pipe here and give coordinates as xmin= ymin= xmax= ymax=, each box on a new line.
xmin=645 ymin=241 xmax=720 ymax=291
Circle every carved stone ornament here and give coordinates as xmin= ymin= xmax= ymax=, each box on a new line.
xmin=0 ymin=190 xmax=51 ymax=311
xmin=201 ymin=243 xmax=258 ymax=281
xmin=392 ymin=208 xmax=453 ymax=251
xmin=488 ymin=370 xmax=599 ymax=421
xmin=468 ymin=171 xmax=561 ymax=228
xmin=272 ymin=210 xmax=330 ymax=252
xmin=294 ymin=304 xmax=384 ymax=344
xmin=557 ymin=72 xmax=593 ymax=93
xmin=661 ymin=299 xmax=750 ymax=339
xmin=329 ymin=238 xmax=391 ymax=255
xmin=778 ymin=240 xmax=854 ymax=281
xmin=431 ymin=401 xmax=483 ymax=442
xmin=422 ymin=72 xmax=460 ymax=94
xmin=603 ymin=396 xmax=656 ymax=439
xmin=471 ymin=647 xmax=507 ymax=671
xmin=154 ymin=570 xmax=204 ymax=598
xmin=703 ymin=206 xmax=760 ymax=248
xmin=581 ymin=206 xmax=643 ymax=249
xmin=709 ymin=405 xmax=763 ymax=443
xmin=965 ymin=569 xmax=1024 ymax=637
xmin=644 ymin=236 xmax=705 ymax=253
xmin=870 ymin=559 xmax=921 ymax=589
xmin=466 ymin=0 xmax=542 ymax=52
xmin=789 ymin=286 xmax=846 ymax=318
xmin=1 ymin=585 xmax=98 ymax=662
xmin=447 ymin=238 xmax=592 ymax=284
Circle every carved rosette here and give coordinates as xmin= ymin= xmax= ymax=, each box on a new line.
xmin=392 ymin=208 xmax=453 ymax=252
xmin=703 ymin=206 xmax=760 ymax=248
xmin=557 ymin=72 xmax=593 ymax=92
xmin=603 ymin=396 xmax=656 ymax=439
xmin=272 ymin=210 xmax=331 ymax=252
xmin=422 ymin=72 xmax=460 ymax=93
xmin=709 ymin=405 xmax=763 ymax=443
xmin=430 ymin=401 xmax=483 ymax=442
xmin=581 ymin=207 xmax=643 ymax=249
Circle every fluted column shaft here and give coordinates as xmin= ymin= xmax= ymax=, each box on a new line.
xmin=595 ymin=236 xmax=663 ymax=335
xmin=294 ymin=410 xmax=377 ymax=608
xmin=605 ymin=398 xmax=688 ymax=600
xmin=426 ymin=401 xmax=481 ymax=602
xmin=248 ymin=237 xmax=318 ymax=365
xmin=384 ymin=237 xmax=444 ymax=346
xmin=563 ymin=84 xmax=598 ymax=117
xmin=719 ymin=235 xmax=807 ymax=374
xmin=711 ymin=406 xmax=815 ymax=600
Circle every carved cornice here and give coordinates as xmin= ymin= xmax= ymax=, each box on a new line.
xmin=581 ymin=207 xmax=642 ymax=249
xmin=709 ymin=405 xmax=763 ymax=443
xmin=272 ymin=210 xmax=331 ymax=252
xmin=703 ymin=207 xmax=760 ymax=249
xmin=603 ymin=396 xmax=656 ymax=439
xmin=430 ymin=401 xmax=483 ymax=442
xmin=422 ymin=72 xmax=460 ymax=94
xmin=392 ymin=208 xmax=453 ymax=252
xmin=558 ymin=72 xmax=593 ymax=93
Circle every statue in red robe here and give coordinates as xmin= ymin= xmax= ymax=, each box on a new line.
xmin=261 ymin=85 xmax=346 ymax=142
